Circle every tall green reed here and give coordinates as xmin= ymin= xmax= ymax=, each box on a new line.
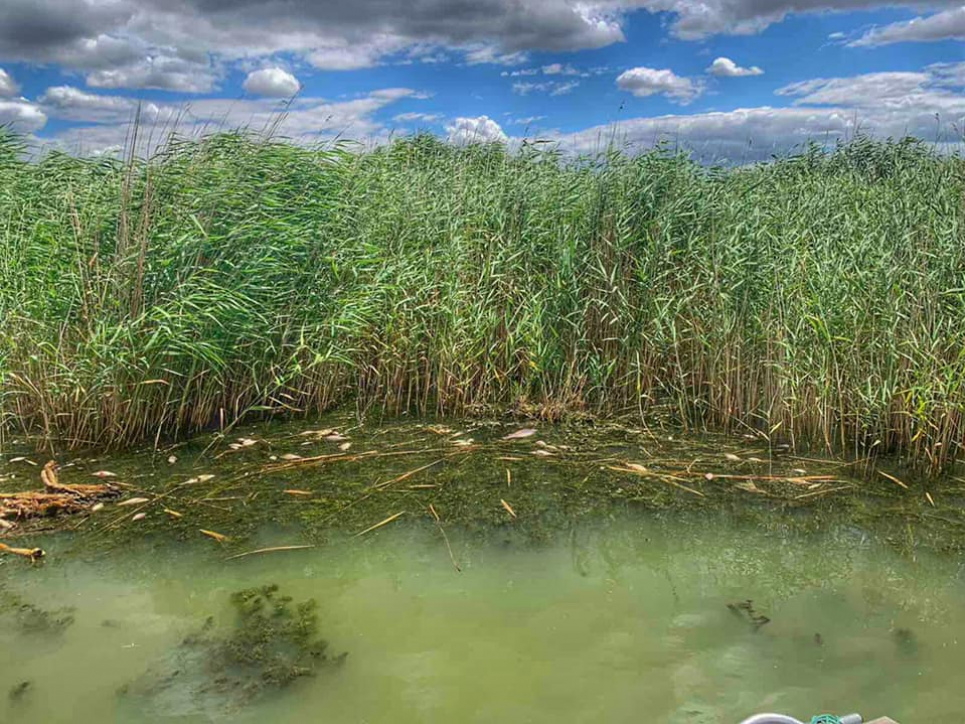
xmin=1 ymin=130 xmax=963 ymax=472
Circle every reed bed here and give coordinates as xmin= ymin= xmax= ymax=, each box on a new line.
xmin=1 ymin=130 xmax=963 ymax=471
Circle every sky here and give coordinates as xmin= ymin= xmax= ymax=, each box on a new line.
xmin=0 ymin=0 xmax=963 ymax=162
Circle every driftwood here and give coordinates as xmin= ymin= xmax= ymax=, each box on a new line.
xmin=0 ymin=461 xmax=120 ymax=524
xmin=0 ymin=542 xmax=45 ymax=560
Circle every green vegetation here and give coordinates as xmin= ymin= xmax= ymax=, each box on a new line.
xmin=122 ymin=583 xmax=344 ymax=715
xmin=1 ymin=130 xmax=963 ymax=470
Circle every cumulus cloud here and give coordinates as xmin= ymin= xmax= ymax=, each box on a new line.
xmin=636 ymin=0 xmax=964 ymax=40
xmin=707 ymin=57 xmax=763 ymax=77
xmin=446 ymin=115 xmax=507 ymax=144
xmin=616 ymin=67 xmax=703 ymax=104
xmin=243 ymin=68 xmax=301 ymax=97
xmin=0 ymin=0 xmax=630 ymax=82
xmin=38 ymin=85 xmax=172 ymax=123
xmin=0 ymin=68 xmax=18 ymax=97
xmin=0 ymin=99 xmax=47 ymax=133
xmin=550 ymin=61 xmax=965 ymax=162
xmin=849 ymin=6 xmax=965 ymax=46
xmin=42 ymin=87 xmax=424 ymax=155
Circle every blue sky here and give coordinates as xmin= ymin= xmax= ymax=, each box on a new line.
xmin=0 ymin=1 xmax=963 ymax=161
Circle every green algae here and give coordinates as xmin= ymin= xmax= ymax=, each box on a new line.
xmin=120 ymin=583 xmax=345 ymax=718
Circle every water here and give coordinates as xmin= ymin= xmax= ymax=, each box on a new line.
xmin=2 ymin=514 xmax=963 ymax=724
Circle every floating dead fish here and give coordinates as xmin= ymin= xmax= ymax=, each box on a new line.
xmin=132 ymin=513 xmax=147 ymax=522
xmin=117 ymin=497 xmax=150 ymax=507
xmin=90 ymin=503 xmax=104 ymax=513
xmin=704 ymin=472 xmax=715 ymax=480
xmin=747 ymin=457 xmax=765 ymax=463
xmin=626 ymin=463 xmax=648 ymax=473
xmin=185 ymin=474 xmax=215 ymax=484
xmin=503 ymin=428 xmax=537 ymax=440
xmin=338 ymin=442 xmax=352 ymax=451
xmin=500 ymin=499 xmax=517 ymax=518
xmin=724 ymin=453 xmax=740 ymax=462
xmin=324 ymin=434 xmax=348 ymax=442
xmin=9 ymin=458 xmax=37 ymax=465
xmin=531 ymin=449 xmax=554 ymax=457
xmin=238 ymin=438 xmax=257 ymax=447
xmin=283 ymin=489 xmax=312 ymax=497
xmin=279 ymin=454 xmax=302 ymax=461
xmin=0 ymin=519 xmax=15 ymax=530
xmin=451 ymin=438 xmax=474 ymax=447
xmin=167 ymin=455 xmax=178 ymax=464
xmin=164 ymin=508 xmax=183 ymax=518
xmin=793 ymin=468 xmax=807 ymax=475
xmin=91 ymin=470 xmax=118 ymax=478
xmin=200 ymin=529 xmax=229 ymax=543
xmin=299 ymin=428 xmax=334 ymax=437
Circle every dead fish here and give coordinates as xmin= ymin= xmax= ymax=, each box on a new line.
xmin=90 ymin=503 xmax=104 ymax=513
xmin=164 ymin=508 xmax=182 ymax=518
xmin=238 ymin=438 xmax=257 ymax=447
xmin=724 ymin=453 xmax=740 ymax=462
xmin=279 ymin=454 xmax=302 ymax=461
xmin=500 ymin=499 xmax=517 ymax=518
xmin=185 ymin=474 xmax=215 ymax=484
xmin=531 ymin=449 xmax=554 ymax=457
xmin=338 ymin=442 xmax=352 ymax=451
xmin=503 ymin=428 xmax=537 ymax=440
xmin=283 ymin=489 xmax=312 ymax=497
xmin=131 ymin=513 xmax=147 ymax=522
xmin=9 ymin=457 xmax=36 ymax=465
xmin=451 ymin=438 xmax=474 ymax=446
xmin=0 ymin=519 xmax=15 ymax=530
xmin=167 ymin=455 xmax=178 ymax=464
xmin=299 ymin=428 xmax=334 ymax=437
xmin=91 ymin=470 xmax=118 ymax=478
xmin=117 ymin=497 xmax=150 ymax=507
xmin=324 ymin=434 xmax=348 ymax=442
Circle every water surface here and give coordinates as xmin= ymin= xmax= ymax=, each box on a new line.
xmin=2 ymin=513 xmax=962 ymax=723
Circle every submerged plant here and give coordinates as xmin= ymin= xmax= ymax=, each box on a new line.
xmin=121 ymin=583 xmax=345 ymax=716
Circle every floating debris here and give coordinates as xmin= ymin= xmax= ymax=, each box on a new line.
xmin=503 ymin=428 xmax=537 ymax=440
xmin=164 ymin=508 xmax=183 ymax=519
xmin=185 ymin=474 xmax=216 ymax=484
xmin=200 ymin=529 xmax=229 ymax=543
xmin=338 ymin=442 xmax=352 ymax=451
xmin=116 ymin=497 xmax=150 ymax=507
xmin=167 ymin=455 xmax=178 ymax=465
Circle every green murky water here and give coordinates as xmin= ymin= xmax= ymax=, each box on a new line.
xmin=3 ymin=416 xmax=965 ymax=723
xmin=2 ymin=514 xmax=963 ymax=723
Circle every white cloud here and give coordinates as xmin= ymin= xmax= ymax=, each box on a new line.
xmin=504 ymin=114 xmax=546 ymax=125
xmin=707 ymin=57 xmax=763 ymax=77
xmin=0 ymin=68 xmax=20 ymax=97
xmin=38 ymin=85 xmax=169 ymax=123
xmin=243 ymin=67 xmax=301 ymax=97
xmin=0 ymin=99 xmax=47 ymax=133
xmin=542 ymin=62 xmax=580 ymax=75
xmin=512 ymin=79 xmax=580 ymax=95
xmin=446 ymin=115 xmax=507 ymax=144
xmin=849 ymin=6 xmax=965 ymax=46
xmin=86 ymin=53 xmax=218 ymax=93
xmin=616 ymin=67 xmax=703 ymax=104
xmin=393 ymin=111 xmax=443 ymax=123
xmin=43 ymin=88 xmax=424 ymax=155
